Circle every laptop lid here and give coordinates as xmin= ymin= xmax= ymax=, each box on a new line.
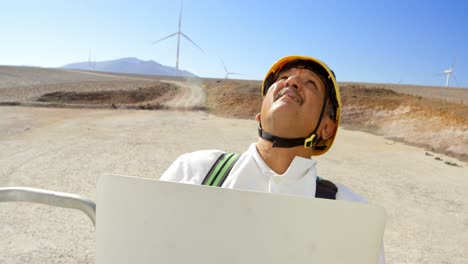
xmin=96 ymin=175 xmax=386 ymax=264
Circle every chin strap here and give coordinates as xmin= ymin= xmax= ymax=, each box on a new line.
xmin=258 ymin=84 xmax=331 ymax=149
xmin=258 ymin=125 xmax=317 ymax=148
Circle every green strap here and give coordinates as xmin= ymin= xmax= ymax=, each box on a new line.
xmin=212 ymin=154 xmax=239 ymax=186
xmin=203 ymin=153 xmax=239 ymax=187
xmin=202 ymin=153 xmax=336 ymax=199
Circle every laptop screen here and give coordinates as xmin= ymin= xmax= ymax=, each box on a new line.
xmin=96 ymin=175 xmax=386 ymax=264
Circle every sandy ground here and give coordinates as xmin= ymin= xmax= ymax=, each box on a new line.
xmin=0 ymin=106 xmax=467 ymax=264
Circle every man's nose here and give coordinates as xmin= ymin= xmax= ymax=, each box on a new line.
xmin=284 ymin=75 xmax=301 ymax=90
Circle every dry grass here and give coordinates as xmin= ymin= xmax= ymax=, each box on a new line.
xmin=203 ymin=79 xmax=262 ymax=119
xmin=341 ymin=81 xmax=468 ymax=105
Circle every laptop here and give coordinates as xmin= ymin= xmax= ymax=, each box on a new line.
xmin=96 ymin=175 xmax=386 ymax=264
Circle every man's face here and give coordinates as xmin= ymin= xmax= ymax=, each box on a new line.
xmin=257 ymin=67 xmax=332 ymax=139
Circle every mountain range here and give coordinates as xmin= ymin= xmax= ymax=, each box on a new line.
xmin=60 ymin=57 xmax=196 ymax=77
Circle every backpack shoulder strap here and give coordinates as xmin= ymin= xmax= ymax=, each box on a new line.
xmin=315 ymin=176 xmax=338 ymax=200
xmin=202 ymin=152 xmax=240 ymax=187
xmin=203 ymin=154 xmax=338 ymax=200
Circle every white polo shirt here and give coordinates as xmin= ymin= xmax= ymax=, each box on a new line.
xmin=160 ymin=143 xmax=365 ymax=202
xmin=160 ymin=143 xmax=385 ymax=263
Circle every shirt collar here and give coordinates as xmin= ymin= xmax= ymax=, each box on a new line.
xmin=249 ymin=143 xmax=317 ymax=180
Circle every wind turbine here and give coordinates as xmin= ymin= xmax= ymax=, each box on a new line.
xmin=152 ymin=0 xmax=204 ymax=72
xmin=88 ymin=50 xmax=96 ymax=71
xmin=220 ymin=57 xmax=242 ymax=79
xmin=442 ymin=64 xmax=456 ymax=87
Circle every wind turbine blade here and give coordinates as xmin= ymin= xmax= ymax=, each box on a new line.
xmin=229 ymin=72 xmax=243 ymax=75
xmin=452 ymin=73 xmax=458 ymax=85
xmin=179 ymin=0 xmax=183 ymax=30
xmin=152 ymin=32 xmax=178 ymax=44
xmin=181 ymin=33 xmax=204 ymax=53
xmin=219 ymin=57 xmax=228 ymax=72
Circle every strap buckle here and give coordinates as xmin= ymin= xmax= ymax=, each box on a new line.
xmin=304 ymin=134 xmax=316 ymax=148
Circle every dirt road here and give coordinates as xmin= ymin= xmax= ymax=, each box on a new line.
xmin=162 ymin=78 xmax=206 ymax=109
xmin=0 ymin=106 xmax=467 ymax=264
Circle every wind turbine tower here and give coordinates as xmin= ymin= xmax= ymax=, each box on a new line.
xmin=88 ymin=50 xmax=96 ymax=71
xmin=443 ymin=65 xmax=454 ymax=87
xmin=152 ymin=0 xmax=204 ymax=71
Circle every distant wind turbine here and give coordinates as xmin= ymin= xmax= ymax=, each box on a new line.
xmin=88 ymin=50 xmax=96 ymax=71
xmin=442 ymin=64 xmax=457 ymax=87
xmin=220 ymin=57 xmax=242 ymax=79
xmin=152 ymin=0 xmax=204 ymax=71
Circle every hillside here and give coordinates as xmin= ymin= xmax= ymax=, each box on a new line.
xmin=0 ymin=66 xmax=466 ymax=163
xmin=61 ymin=57 xmax=196 ymax=77
xmin=0 ymin=66 xmax=124 ymax=89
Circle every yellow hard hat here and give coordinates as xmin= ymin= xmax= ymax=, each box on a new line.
xmin=261 ymin=55 xmax=341 ymax=156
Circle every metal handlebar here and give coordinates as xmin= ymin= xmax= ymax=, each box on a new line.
xmin=0 ymin=187 xmax=96 ymax=227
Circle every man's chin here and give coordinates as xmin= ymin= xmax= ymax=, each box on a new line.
xmin=270 ymin=101 xmax=300 ymax=114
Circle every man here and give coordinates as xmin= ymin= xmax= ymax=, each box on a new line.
xmin=161 ymin=55 xmax=361 ymax=200
xmin=160 ymin=55 xmax=384 ymax=262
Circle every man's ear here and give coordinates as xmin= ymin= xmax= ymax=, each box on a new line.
xmin=319 ymin=118 xmax=336 ymax=140
xmin=255 ymin=113 xmax=261 ymax=122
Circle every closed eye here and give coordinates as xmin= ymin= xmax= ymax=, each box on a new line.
xmin=307 ymin=80 xmax=318 ymax=88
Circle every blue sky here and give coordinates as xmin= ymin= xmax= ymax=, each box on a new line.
xmin=1 ymin=0 xmax=467 ymax=87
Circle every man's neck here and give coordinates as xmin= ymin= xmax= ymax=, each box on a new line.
xmin=255 ymin=138 xmax=312 ymax=175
